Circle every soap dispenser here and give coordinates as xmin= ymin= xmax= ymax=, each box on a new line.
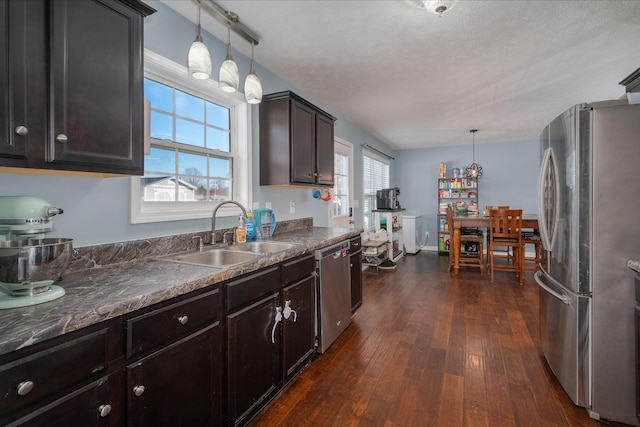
xmin=235 ymin=216 xmax=247 ymax=244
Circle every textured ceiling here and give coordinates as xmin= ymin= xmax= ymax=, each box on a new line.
xmin=161 ymin=0 xmax=640 ymax=150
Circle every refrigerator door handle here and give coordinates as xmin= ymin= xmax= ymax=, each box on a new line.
xmin=534 ymin=270 xmax=570 ymax=304
xmin=537 ymin=148 xmax=560 ymax=251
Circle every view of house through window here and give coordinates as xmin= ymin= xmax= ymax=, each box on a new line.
xmin=142 ymin=78 xmax=233 ymax=203
xmin=363 ymin=151 xmax=390 ymax=231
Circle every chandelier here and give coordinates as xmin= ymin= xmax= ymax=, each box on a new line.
xmin=465 ymin=129 xmax=483 ymax=179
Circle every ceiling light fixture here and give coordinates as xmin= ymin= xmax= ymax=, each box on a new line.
xmin=219 ymin=23 xmax=240 ymax=93
xmin=187 ymin=2 xmax=212 ymax=79
xmin=465 ymin=129 xmax=483 ymax=179
xmin=244 ymin=41 xmax=262 ymax=104
xmin=409 ymin=0 xmax=458 ymax=17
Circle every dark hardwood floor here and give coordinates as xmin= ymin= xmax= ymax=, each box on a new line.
xmin=250 ymin=251 xmax=629 ymax=427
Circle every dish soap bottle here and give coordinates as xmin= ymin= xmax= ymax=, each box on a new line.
xmin=235 ymin=216 xmax=247 ymax=243
xmin=245 ymin=212 xmax=256 ymax=242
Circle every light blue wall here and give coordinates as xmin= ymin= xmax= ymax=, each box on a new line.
xmin=0 ymin=1 xmax=392 ymax=247
xmin=394 ymin=139 xmax=540 ymax=247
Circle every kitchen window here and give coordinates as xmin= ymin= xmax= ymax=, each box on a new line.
xmin=131 ymin=51 xmax=251 ymax=224
xmin=363 ymin=150 xmax=390 ymax=231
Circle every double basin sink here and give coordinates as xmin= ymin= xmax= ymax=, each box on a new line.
xmin=158 ymin=241 xmax=303 ymax=268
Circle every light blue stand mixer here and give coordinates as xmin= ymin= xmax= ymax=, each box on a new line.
xmin=0 ymin=196 xmax=72 ymax=309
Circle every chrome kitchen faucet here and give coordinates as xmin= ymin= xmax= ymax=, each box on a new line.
xmin=211 ymin=201 xmax=247 ymax=244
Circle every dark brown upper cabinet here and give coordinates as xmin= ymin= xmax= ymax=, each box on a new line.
xmin=260 ymin=91 xmax=336 ymax=187
xmin=0 ymin=0 xmax=155 ymax=176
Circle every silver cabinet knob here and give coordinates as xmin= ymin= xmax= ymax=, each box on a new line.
xmin=178 ymin=316 xmax=189 ymax=325
xmin=14 ymin=126 xmax=28 ymax=136
xmin=98 ymin=404 xmax=112 ymax=417
xmin=133 ymin=385 xmax=145 ymax=397
xmin=17 ymin=381 xmax=34 ymax=396
xmin=56 ymin=134 xmax=68 ymax=143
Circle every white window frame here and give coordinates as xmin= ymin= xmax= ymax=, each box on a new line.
xmin=131 ymin=50 xmax=252 ymax=224
xmin=363 ymin=149 xmax=390 ymax=231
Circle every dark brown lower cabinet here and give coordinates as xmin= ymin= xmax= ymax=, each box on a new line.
xmin=350 ymin=237 xmax=363 ymax=314
xmin=126 ymin=322 xmax=222 ymax=427
xmin=282 ymin=276 xmax=316 ymax=382
xmin=227 ymin=293 xmax=281 ymax=427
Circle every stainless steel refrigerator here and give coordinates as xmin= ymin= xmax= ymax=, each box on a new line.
xmin=535 ymin=99 xmax=640 ymax=426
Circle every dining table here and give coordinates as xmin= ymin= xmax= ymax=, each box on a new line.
xmin=450 ymin=213 xmax=539 ymax=275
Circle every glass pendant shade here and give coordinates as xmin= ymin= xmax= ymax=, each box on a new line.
xmin=244 ymin=43 xmax=262 ymax=104
xmin=219 ymin=27 xmax=239 ymax=93
xmin=188 ymin=6 xmax=211 ymax=80
xmin=188 ymin=37 xmax=211 ymax=79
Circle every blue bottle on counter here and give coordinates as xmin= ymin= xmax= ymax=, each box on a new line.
xmin=245 ymin=213 xmax=256 ymax=242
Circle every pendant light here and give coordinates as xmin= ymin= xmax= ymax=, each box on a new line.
xmin=187 ymin=3 xmax=212 ymax=80
xmin=244 ymin=41 xmax=262 ymax=104
xmin=219 ymin=25 xmax=240 ymax=93
xmin=465 ymin=129 xmax=483 ymax=179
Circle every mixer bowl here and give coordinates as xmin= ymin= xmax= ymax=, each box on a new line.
xmin=0 ymin=238 xmax=73 ymax=289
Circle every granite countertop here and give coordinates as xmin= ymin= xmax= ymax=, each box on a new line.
xmin=0 ymin=226 xmax=361 ymax=357
xmin=628 ymin=259 xmax=640 ymax=273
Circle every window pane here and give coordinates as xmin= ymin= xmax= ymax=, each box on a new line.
xmin=178 ymin=176 xmax=207 ymax=201
xmin=363 ymin=153 xmax=390 ymax=231
xmin=145 ymin=147 xmax=175 ymax=174
xmin=178 ymin=151 xmax=208 ymax=176
xmin=207 ymin=101 xmax=229 ymax=129
xmin=209 ymin=179 xmax=231 ymax=201
xmin=176 ymin=119 xmax=204 ymax=147
xmin=144 ymin=79 xmax=172 ymax=113
xmin=175 ymin=89 xmax=204 ymax=122
xmin=141 ymin=175 xmax=176 ymax=202
xmin=207 ymin=126 xmax=230 ymax=152
xmin=150 ymin=111 xmax=173 ymax=140
xmin=210 ymin=157 xmax=231 ymax=179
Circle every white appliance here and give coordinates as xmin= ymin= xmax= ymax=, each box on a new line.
xmin=535 ymin=99 xmax=640 ymax=425
xmin=403 ymin=214 xmax=422 ymax=254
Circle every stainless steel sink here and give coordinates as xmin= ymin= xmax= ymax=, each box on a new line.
xmin=159 ymin=249 xmax=263 ymax=267
xmin=226 ymin=241 xmax=302 ymax=253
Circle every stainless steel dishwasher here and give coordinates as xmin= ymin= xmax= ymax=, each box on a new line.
xmin=315 ymin=240 xmax=351 ymax=353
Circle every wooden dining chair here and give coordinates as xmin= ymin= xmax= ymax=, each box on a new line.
xmin=447 ymin=206 xmax=484 ymax=275
xmin=485 ymin=205 xmax=511 ymax=262
xmin=488 ymin=209 xmax=524 ymax=284
xmin=521 ymin=229 xmax=541 ymax=271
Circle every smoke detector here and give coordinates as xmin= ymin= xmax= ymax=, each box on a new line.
xmin=408 ymin=0 xmax=458 ymax=17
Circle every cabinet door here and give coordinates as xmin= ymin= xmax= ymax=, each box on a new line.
xmin=127 ymin=323 xmax=221 ymax=427
xmin=315 ymin=113 xmax=335 ymax=186
xmin=350 ymin=252 xmax=363 ymax=314
xmin=0 ymin=0 xmax=28 ymax=159
xmin=48 ymin=0 xmax=144 ymax=174
xmin=290 ymin=99 xmax=316 ymax=184
xmin=227 ymin=293 xmax=281 ymax=427
xmin=282 ymin=276 xmax=316 ymax=382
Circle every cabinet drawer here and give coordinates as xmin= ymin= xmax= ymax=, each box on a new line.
xmin=281 ymin=254 xmax=315 ymax=285
xmin=226 ymin=267 xmax=280 ymax=312
xmin=126 ymin=288 xmax=220 ymax=359
xmin=0 ymin=328 xmax=108 ymax=416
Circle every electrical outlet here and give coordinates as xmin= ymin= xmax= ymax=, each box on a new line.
xmin=425 ymin=231 xmax=430 ymax=239
xmin=290 ymin=201 xmax=296 ymax=213
xmin=265 ymin=202 xmax=272 ymax=209
xmin=252 ymin=202 xmax=259 ymax=210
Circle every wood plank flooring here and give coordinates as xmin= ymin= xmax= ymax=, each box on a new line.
xmin=250 ymin=251 xmax=628 ymax=427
